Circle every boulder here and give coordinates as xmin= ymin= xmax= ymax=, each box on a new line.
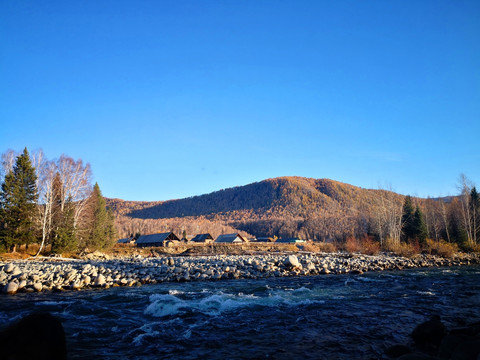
xmin=411 ymin=315 xmax=446 ymax=350
xmin=18 ymin=279 xmax=27 ymax=290
xmin=0 ymin=313 xmax=66 ymax=360
xmin=306 ymin=262 xmax=316 ymax=272
xmin=83 ymin=275 xmax=91 ymax=285
xmin=4 ymin=263 xmax=14 ymax=273
xmin=384 ymin=344 xmax=412 ymax=358
xmin=4 ymin=281 xmax=19 ymax=295
xmin=449 ymin=336 xmax=480 ymax=360
xmin=94 ymin=274 xmax=106 ymax=286
xmin=285 ymin=255 xmax=300 ymax=268
xmin=33 ymin=282 xmax=43 ymax=292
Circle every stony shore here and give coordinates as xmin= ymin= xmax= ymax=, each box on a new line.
xmin=1 ymin=252 xmax=479 ymax=295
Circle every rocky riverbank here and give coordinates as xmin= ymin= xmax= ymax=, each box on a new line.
xmin=1 ymin=252 xmax=479 ymax=295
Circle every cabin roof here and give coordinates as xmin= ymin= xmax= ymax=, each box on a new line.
xmin=215 ymin=233 xmax=246 ymax=243
xmin=191 ymin=233 xmax=214 ymax=242
xmin=136 ymin=232 xmax=180 ymax=244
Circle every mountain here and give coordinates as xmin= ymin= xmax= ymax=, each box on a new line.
xmin=107 ymin=176 xmax=406 ymax=241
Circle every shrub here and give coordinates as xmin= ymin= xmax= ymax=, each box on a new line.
xmin=344 ymin=236 xmax=380 ymax=255
xmin=384 ymin=238 xmax=421 ymax=258
xmin=302 ymin=241 xmax=338 ymax=253
xmin=345 ymin=237 xmax=361 ymax=253
xmin=424 ymin=239 xmax=458 ymax=258
xmin=459 ymin=242 xmax=480 ymax=253
xmin=360 ymin=235 xmax=380 ymax=255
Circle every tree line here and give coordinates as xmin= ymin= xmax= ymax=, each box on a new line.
xmin=115 ymin=175 xmax=480 ymax=251
xmin=0 ymin=148 xmax=116 ymax=254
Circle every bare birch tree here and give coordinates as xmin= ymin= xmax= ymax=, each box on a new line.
xmin=56 ymin=155 xmax=92 ymax=229
xmin=458 ymin=174 xmax=474 ymax=245
xmin=440 ymin=201 xmax=451 ymax=242
xmin=35 ymin=160 xmax=57 ymax=255
xmin=0 ymin=149 xmax=18 ymax=183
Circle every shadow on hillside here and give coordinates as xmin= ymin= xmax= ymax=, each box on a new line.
xmin=127 ymin=181 xmax=279 ymax=219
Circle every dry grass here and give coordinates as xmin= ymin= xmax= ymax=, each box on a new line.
xmin=343 ymin=236 xmax=380 ymax=255
xmin=424 ymin=239 xmax=459 ymax=258
xmin=0 ymin=244 xmax=43 ymax=260
xmin=301 ymin=241 xmax=338 ymax=253
xmin=459 ymin=242 xmax=480 ymax=253
xmin=383 ymin=238 xmax=421 ymax=258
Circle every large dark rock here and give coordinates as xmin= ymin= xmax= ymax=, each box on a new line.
xmin=0 ymin=312 xmax=66 ymax=360
xmin=438 ymin=334 xmax=480 ymax=360
xmin=411 ymin=315 xmax=447 ymax=350
xmin=396 ymin=353 xmax=435 ymax=360
xmin=385 ymin=344 xmax=412 ymax=358
xmin=449 ymin=336 xmax=480 ymax=360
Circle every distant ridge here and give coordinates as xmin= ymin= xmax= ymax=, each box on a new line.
xmin=107 ymin=176 xmax=406 ymax=240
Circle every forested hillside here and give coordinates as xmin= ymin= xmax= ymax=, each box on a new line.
xmin=108 ymin=176 xmax=477 ymax=249
xmin=108 ymin=177 xmax=403 ymax=240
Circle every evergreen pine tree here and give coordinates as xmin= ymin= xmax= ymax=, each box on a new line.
xmin=470 ymin=187 xmax=479 ymax=244
xmin=413 ymin=206 xmax=428 ymax=245
xmin=87 ymin=183 xmax=116 ymax=250
xmin=401 ymin=195 xmax=415 ymax=242
xmin=0 ymin=148 xmax=38 ymax=252
xmin=52 ymin=202 xmax=76 ymax=253
xmin=50 ymin=173 xmax=77 ymax=253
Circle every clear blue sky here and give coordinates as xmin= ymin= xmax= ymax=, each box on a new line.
xmin=1 ymin=1 xmax=479 ymax=201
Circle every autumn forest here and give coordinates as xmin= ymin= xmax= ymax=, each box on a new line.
xmin=1 ymin=148 xmax=479 ymax=255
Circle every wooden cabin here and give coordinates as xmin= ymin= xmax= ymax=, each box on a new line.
xmin=191 ymin=233 xmax=214 ymax=244
xmin=136 ymin=232 xmax=180 ymax=247
xmin=117 ymin=237 xmax=136 ymax=245
xmin=215 ymin=233 xmax=247 ymax=243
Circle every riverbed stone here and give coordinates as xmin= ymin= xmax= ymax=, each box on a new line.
xmin=5 ymin=281 xmax=19 ymax=294
xmin=4 ymin=263 xmax=14 ymax=273
xmin=33 ymin=282 xmax=43 ymax=292
xmin=94 ymin=274 xmax=106 ymax=286
xmin=285 ymin=255 xmax=300 ymax=268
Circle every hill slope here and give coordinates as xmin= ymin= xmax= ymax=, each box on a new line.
xmin=107 ymin=177 xmax=405 ymax=240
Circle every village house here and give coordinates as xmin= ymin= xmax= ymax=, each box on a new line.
xmin=190 ymin=233 xmax=214 ymax=244
xmin=117 ymin=236 xmax=136 ymax=245
xmin=136 ymin=232 xmax=180 ymax=247
xmin=215 ymin=233 xmax=247 ymax=243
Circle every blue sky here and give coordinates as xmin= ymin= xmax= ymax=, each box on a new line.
xmin=1 ymin=1 xmax=479 ymax=201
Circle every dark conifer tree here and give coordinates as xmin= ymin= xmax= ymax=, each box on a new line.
xmin=50 ymin=173 xmax=77 ymax=253
xmin=86 ymin=183 xmax=116 ymax=250
xmin=401 ymin=195 xmax=415 ymax=242
xmin=413 ymin=206 xmax=428 ymax=245
xmin=0 ymin=148 xmax=38 ymax=252
xmin=470 ymin=187 xmax=479 ymax=245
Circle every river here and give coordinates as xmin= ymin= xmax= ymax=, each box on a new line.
xmin=1 ymin=266 xmax=479 ymax=359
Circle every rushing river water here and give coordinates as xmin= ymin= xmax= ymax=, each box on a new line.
xmin=1 ymin=266 xmax=480 ymax=359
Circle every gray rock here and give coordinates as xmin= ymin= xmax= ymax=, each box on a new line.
xmin=4 ymin=263 xmax=14 ymax=273
xmin=33 ymin=282 xmax=43 ymax=292
xmin=18 ymin=279 xmax=27 ymax=290
xmin=5 ymin=281 xmax=19 ymax=294
xmin=285 ymin=255 xmax=300 ymax=268
xmin=94 ymin=274 xmax=106 ymax=286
